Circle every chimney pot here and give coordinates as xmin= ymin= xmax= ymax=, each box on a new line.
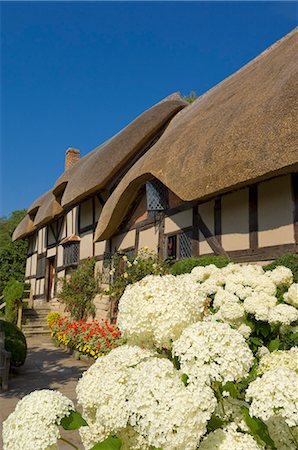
xmin=65 ymin=148 xmax=80 ymax=171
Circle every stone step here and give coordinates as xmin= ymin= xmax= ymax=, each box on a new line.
xmin=23 ymin=330 xmax=51 ymax=337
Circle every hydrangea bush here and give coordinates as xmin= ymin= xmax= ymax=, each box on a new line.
xmin=3 ymin=262 xmax=298 ymax=450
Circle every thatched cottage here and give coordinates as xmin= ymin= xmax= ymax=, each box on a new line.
xmin=13 ymin=28 xmax=298 ymax=312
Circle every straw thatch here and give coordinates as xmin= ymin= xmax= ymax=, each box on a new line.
xmin=94 ymin=28 xmax=298 ymax=241
xmin=12 ymin=215 xmax=36 ymax=241
xmin=54 ymin=93 xmax=188 ymax=208
xmin=12 ymin=93 xmax=187 ymax=240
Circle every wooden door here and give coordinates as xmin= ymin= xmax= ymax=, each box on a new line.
xmin=46 ymin=257 xmax=56 ymax=301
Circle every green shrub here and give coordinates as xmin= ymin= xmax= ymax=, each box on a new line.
xmin=58 ymin=259 xmax=99 ymax=321
xmin=170 ymin=256 xmax=232 ymax=275
xmin=0 ymin=320 xmax=27 ymax=367
xmin=263 ymin=254 xmax=298 ymax=283
xmin=3 ymin=279 xmax=24 ymax=324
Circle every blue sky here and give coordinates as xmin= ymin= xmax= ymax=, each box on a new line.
xmin=1 ymin=1 xmax=297 ymax=216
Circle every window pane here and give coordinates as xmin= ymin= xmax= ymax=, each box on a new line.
xmin=146 ymin=181 xmax=168 ymax=211
xmin=178 ymin=231 xmax=192 ymax=259
xmin=167 ymin=235 xmax=177 ymax=259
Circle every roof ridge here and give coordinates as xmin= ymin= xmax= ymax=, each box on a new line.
xmin=192 ymin=27 xmax=298 ymax=106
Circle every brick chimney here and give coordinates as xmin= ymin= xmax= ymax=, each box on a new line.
xmin=65 ymin=148 xmax=80 ymax=171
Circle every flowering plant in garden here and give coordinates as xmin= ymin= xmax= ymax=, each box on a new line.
xmin=105 ymin=247 xmax=169 ymax=301
xmin=3 ymin=262 xmax=298 ymax=450
xmin=58 ymin=258 xmax=100 ymax=321
xmin=49 ymin=315 xmax=124 ymax=359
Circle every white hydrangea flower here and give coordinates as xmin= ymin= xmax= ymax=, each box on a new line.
xmin=268 ymin=304 xmax=298 ymax=325
xmin=266 ymin=415 xmax=298 ymax=450
xmin=172 ymin=321 xmax=254 ymax=385
xmin=237 ymin=323 xmax=252 ymax=339
xmin=258 ymin=348 xmax=298 ymax=374
xmin=190 ymin=264 xmax=221 ymax=282
xmin=76 ymin=345 xmax=155 ymax=448
xmin=198 ymin=423 xmax=263 ymax=450
xmin=243 ymin=294 xmax=277 ymax=321
xmin=213 ymin=298 xmax=245 ymax=324
xmin=128 ymin=358 xmax=216 ymax=450
xmin=265 ymin=266 xmax=293 ymax=288
xmin=256 ymin=346 xmax=270 ymax=359
xmin=2 ymin=390 xmax=74 ymax=450
xmin=246 ymin=367 xmax=298 ymax=427
xmin=284 ymin=284 xmax=298 ymax=308
xmin=117 ymin=274 xmax=207 ymax=349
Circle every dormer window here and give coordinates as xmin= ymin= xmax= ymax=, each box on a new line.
xmin=146 ymin=180 xmax=168 ymax=212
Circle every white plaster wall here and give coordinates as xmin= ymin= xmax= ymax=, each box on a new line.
xmin=25 ymin=257 xmax=31 ymax=278
xmin=221 ymin=189 xmax=250 ymax=251
xmin=258 ymin=175 xmax=294 ymax=247
xmin=164 ymin=209 xmax=192 ymax=234
xmin=31 ymin=253 xmax=37 ymax=276
xmin=138 ymin=227 xmax=159 ymax=251
xmin=37 ymin=228 xmax=46 ymax=254
xmin=199 ymin=200 xmax=214 ymax=255
xmin=57 ymin=245 xmax=64 ymax=267
xmin=94 ymin=239 xmax=108 ymax=256
xmin=112 ymin=230 xmax=136 ymax=252
xmin=80 ymin=230 xmax=94 ymax=260
xmin=66 ymin=211 xmax=73 ymax=236
xmin=47 ymin=247 xmax=56 ymax=258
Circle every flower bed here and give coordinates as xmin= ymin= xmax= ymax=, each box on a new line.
xmin=48 ymin=316 xmax=124 ymax=359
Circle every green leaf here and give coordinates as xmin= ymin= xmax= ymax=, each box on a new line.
xmin=222 ymin=381 xmax=237 ymax=399
xmin=60 ymin=410 xmax=88 ymax=430
xmin=207 ymin=416 xmax=225 ymax=432
xmin=181 ymin=373 xmax=189 ymax=386
xmin=268 ymin=338 xmax=280 ymax=352
xmin=172 ymin=355 xmax=180 ymax=370
xmin=91 ymin=437 xmax=122 ymax=450
xmin=241 ymin=406 xmax=276 ymax=449
xmin=245 ymin=317 xmax=255 ymax=331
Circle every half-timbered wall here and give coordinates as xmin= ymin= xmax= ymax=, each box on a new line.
xmin=24 ymin=173 xmax=297 ymax=303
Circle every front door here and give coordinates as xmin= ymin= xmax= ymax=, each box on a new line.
xmin=46 ymin=256 xmax=56 ymax=301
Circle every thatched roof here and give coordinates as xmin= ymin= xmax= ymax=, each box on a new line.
xmin=13 ymin=93 xmax=187 ymax=240
xmin=53 ymin=93 xmax=188 ymax=208
xmin=94 ymin=28 xmax=298 ymax=241
xmin=12 ymin=215 xmax=36 ymax=241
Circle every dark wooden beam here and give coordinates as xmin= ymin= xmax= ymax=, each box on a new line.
xmin=158 ymin=214 xmax=165 ymax=259
xmin=135 ymin=228 xmax=140 ymax=254
xmin=249 ymin=185 xmax=258 ymax=250
xmin=292 ymin=173 xmax=298 ymax=248
xmin=191 ymin=205 xmax=199 ymax=257
xmin=198 ymin=213 xmax=229 ymax=257
xmin=214 ymin=198 xmax=222 ymax=245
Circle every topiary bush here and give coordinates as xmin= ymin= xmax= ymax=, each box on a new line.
xmin=3 ymin=279 xmax=24 ymax=324
xmin=0 ymin=320 xmax=27 ymax=367
xmin=263 ymin=253 xmax=298 ymax=283
xmin=170 ymin=255 xmax=232 ymax=275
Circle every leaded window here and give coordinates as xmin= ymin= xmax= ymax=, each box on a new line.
xmin=63 ymin=242 xmax=80 ymax=267
xmin=36 ymin=256 xmax=46 ymax=279
xmin=166 ymin=230 xmax=192 ymax=260
xmin=146 ymin=181 xmax=168 ymax=212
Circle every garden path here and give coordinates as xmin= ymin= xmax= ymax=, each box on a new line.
xmin=0 ymin=336 xmax=90 ymax=449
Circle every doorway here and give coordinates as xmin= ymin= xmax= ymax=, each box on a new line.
xmin=46 ymin=256 xmax=56 ymax=301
